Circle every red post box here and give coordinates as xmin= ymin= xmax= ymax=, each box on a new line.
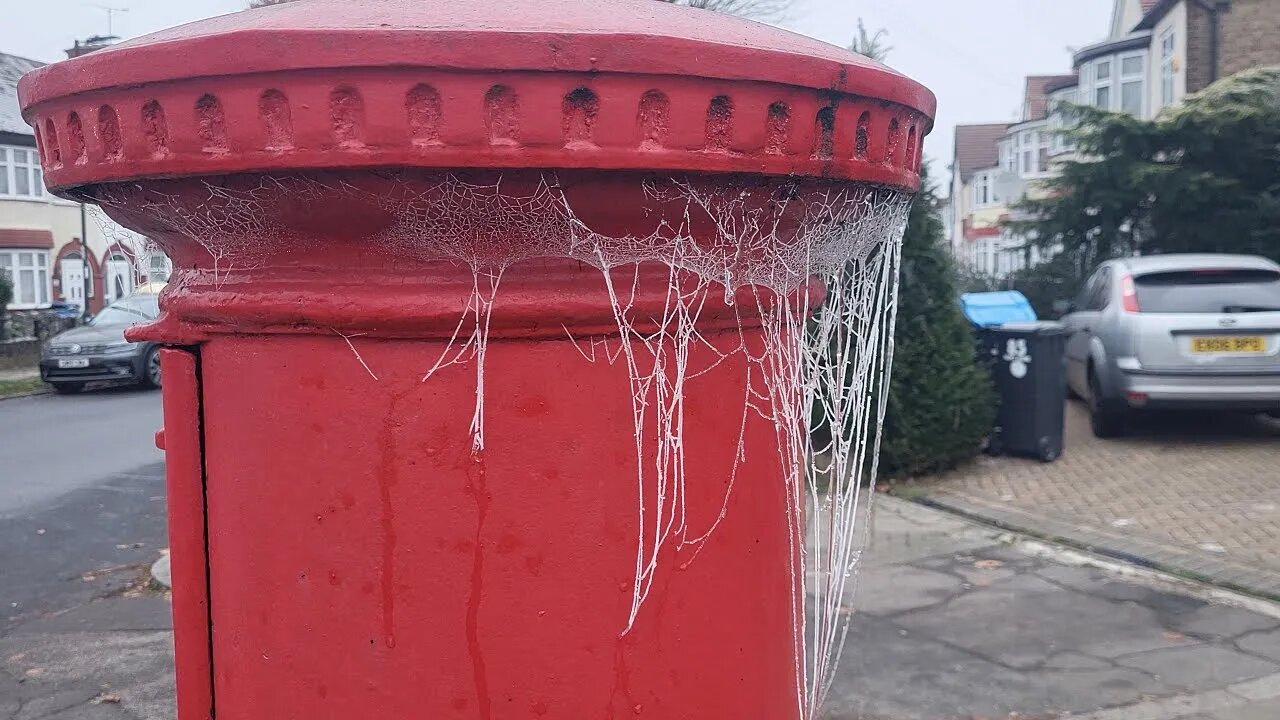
xmin=19 ymin=2 xmax=934 ymax=718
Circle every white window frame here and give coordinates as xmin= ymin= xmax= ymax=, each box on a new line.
xmin=1160 ymin=29 xmax=1176 ymax=108
xmin=1119 ymin=52 xmax=1146 ymax=117
xmin=1094 ymin=59 xmax=1113 ymax=110
xmin=973 ymin=173 xmax=992 ymax=207
xmin=147 ymin=251 xmax=173 ymax=283
xmin=0 ymin=145 xmax=46 ymax=200
xmin=0 ymin=249 xmax=52 ymax=309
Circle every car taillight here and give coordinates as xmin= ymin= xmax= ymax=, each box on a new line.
xmin=1121 ymin=274 xmax=1140 ymax=313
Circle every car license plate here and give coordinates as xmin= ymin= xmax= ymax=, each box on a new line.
xmin=1190 ymin=336 xmax=1266 ymax=353
xmin=57 ymin=358 xmax=90 ymax=369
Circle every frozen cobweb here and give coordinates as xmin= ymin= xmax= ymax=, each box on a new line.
xmin=85 ymin=170 xmax=911 ymax=718
xmin=77 ymin=203 xmax=167 ymax=295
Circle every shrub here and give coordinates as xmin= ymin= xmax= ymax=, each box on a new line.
xmin=877 ymin=166 xmax=997 ymax=479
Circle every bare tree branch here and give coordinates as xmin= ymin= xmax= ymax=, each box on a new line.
xmin=848 ymin=18 xmax=891 ymax=62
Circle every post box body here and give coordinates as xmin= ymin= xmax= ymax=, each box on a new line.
xmin=158 ymin=298 xmax=801 ymax=720
xmin=19 ymin=1 xmax=936 ymax=717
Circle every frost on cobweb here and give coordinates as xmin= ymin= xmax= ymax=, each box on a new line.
xmin=80 ymin=203 xmax=166 ymax=293
xmin=83 ymin=170 xmax=911 ymax=718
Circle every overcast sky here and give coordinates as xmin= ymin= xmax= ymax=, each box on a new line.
xmin=3 ymin=0 xmax=1111 ymax=191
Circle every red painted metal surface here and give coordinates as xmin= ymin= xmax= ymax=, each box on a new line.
xmin=198 ymin=326 xmax=797 ymax=718
xmin=18 ymin=1 xmax=937 ymax=717
xmin=157 ymin=349 xmax=213 ymax=720
xmin=18 ymin=0 xmax=934 ymax=195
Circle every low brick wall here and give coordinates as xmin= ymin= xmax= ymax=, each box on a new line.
xmin=0 ymin=338 xmax=41 ymax=372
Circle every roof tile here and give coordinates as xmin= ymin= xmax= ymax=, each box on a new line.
xmin=954 ymin=123 xmax=1009 ymax=183
xmin=1 ymin=52 xmax=45 ymax=137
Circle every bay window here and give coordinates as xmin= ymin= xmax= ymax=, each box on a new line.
xmin=1120 ymin=53 xmax=1145 ymax=116
xmin=1160 ymin=29 xmax=1176 ymax=108
xmin=1094 ymin=60 xmax=1112 ymax=109
xmin=0 ymin=249 xmax=52 ymax=309
xmin=0 ymin=146 xmax=45 ymax=199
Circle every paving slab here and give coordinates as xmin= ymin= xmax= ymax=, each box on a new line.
xmin=918 ymin=403 xmax=1280 ymax=602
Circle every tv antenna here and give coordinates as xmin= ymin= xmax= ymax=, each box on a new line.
xmin=87 ymin=4 xmax=129 ymax=37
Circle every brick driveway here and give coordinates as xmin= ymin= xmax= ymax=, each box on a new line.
xmin=921 ymin=401 xmax=1280 ymax=597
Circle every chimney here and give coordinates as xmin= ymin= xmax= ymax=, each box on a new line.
xmin=65 ymin=35 xmax=120 ymax=59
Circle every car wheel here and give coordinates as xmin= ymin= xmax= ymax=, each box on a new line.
xmin=53 ymin=382 xmax=85 ymax=395
xmin=1088 ymin=369 xmax=1124 ymax=438
xmin=140 ymin=347 xmax=162 ymax=389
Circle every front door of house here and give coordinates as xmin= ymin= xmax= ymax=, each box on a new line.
xmin=61 ymin=257 xmax=86 ymax=308
xmin=106 ymin=254 xmax=133 ymax=302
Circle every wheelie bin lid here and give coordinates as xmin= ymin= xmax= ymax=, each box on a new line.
xmin=960 ymin=291 xmax=1036 ymax=327
xmin=996 ymin=320 xmax=1068 ymax=336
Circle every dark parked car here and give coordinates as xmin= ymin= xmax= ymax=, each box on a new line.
xmin=40 ymin=293 xmax=162 ymax=394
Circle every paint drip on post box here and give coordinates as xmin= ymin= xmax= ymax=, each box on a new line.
xmin=17 ymin=1 xmax=936 ymax=715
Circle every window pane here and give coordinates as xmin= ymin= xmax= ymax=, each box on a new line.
xmin=0 ymin=147 xmax=6 ymax=161
xmin=0 ymin=165 xmax=8 ymax=195
xmin=33 ymin=168 xmax=42 ymax=197
xmin=1122 ymin=56 xmax=1144 ymax=75
xmin=1096 ymin=86 xmax=1111 ymax=109
xmin=1096 ymin=61 xmax=1111 ymax=80
xmin=1135 ymin=270 xmax=1280 ymax=313
xmin=38 ymin=269 xmax=48 ymax=304
xmin=1023 ymin=151 xmax=1031 ymax=173
xmin=14 ymin=167 xmax=29 ymax=195
xmin=1122 ymin=81 xmax=1143 ymax=114
xmin=12 ymin=149 xmax=27 ymax=165
xmin=36 ymin=253 xmax=47 ymax=267
xmin=18 ymin=252 xmax=33 ymax=267
xmin=0 ymin=253 xmax=11 ymax=270
xmin=19 ymin=269 xmax=35 ymax=303
xmin=1038 ymin=147 xmax=1049 ymax=172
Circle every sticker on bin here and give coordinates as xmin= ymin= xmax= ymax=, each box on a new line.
xmin=1003 ymin=338 xmax=1031 ymax=379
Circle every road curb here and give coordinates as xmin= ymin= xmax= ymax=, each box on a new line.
xmin=150 ymin=553 xmax=172 ymax=590
xmin=907 ymin=490 xmax=1280 ymax=606
xmin=0 ymin=387 xmax=51 ymax=401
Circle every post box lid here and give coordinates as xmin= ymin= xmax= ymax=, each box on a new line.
xmin=19 ymin=0 xmax=937 ymax=194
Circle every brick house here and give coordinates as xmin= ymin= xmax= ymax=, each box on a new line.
xmin=1 ymin=45 xmax=168 ymax=316
xmin=950 ymin=0 xmax=1280 ymax=276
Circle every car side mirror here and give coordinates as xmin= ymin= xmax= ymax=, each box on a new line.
xmin=1052 ymin=299 xmax=1073 ymax=316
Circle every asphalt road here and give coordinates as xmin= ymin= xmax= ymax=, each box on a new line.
xmin=0 ymin=386 xmax=169 ymax=633
xmin=0 ymin=388 xmax=163 ymax=516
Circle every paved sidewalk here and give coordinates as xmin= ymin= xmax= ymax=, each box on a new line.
xmin=918 ymin=401 xmax=1280 ymax=600
xmin=827 ymin=497 xmax=1280 ymax=719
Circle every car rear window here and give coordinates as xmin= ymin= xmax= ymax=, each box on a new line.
xmin=1134 ymin=268 xmax=1280 ymax=314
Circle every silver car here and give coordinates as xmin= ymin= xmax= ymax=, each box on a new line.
xmin=1063 ymin=254 xmax=1280 ymax=437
